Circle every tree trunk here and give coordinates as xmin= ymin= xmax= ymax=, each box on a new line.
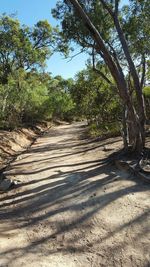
xmin=122 ymin=105 xmax=128 ymax=150
xmin=113 ymin=15 xmax=146 ymax=150
xmin=127 ymin=108 xmax=144 ymax=153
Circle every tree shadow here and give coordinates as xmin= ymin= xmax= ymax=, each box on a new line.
xmin=0 ymin=166 xmax=149 ymax=266
xmin=0 ymin=123 xmax=149 ymax=266
xmin=0 ymin=163 xmax=149 ymax=237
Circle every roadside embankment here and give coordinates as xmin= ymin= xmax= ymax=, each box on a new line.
xmin=0 ymin=122 xmax=52 ymax=172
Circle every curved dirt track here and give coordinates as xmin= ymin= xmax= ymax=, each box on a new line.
xmin=0 ymin=122 xmax=150 ymax=267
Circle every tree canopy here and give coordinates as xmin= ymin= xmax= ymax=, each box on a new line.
xmin=0 ymin=15 xmax=75 ymax=128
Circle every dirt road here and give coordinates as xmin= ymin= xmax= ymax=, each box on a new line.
xmin=0 ymin=122 xmax=149 ymax=267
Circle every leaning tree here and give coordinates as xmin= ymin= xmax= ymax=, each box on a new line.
xmin=52 ymin=0 xmax=150 ymax=153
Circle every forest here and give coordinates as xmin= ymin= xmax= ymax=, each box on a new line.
xmin=0 ymin=1 xmax=150 ymax=267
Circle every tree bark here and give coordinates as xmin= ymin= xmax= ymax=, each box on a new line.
xmin=112 ymin=15 xmax=146 ymax=147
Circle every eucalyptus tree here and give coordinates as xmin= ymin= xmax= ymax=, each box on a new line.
xmin=0 ymin=15 xmax=55 ymax=85
xmin=0 ymin=15 xmax=56 ymax=125
xmin=52 ymin=0 xmax=150 ymax=152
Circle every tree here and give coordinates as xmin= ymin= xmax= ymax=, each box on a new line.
xmin=0 ymin=15 xmax=54 ymax=85
xmin=53 ymin=0 xmax=150 ymax=152
xmin=122 ymin=1 xmax=150 ymax=89
xmin=0 ymin=15 xmax=76 ymax=128
xmin=71 ymin=66 xmax=121 ymax=132
xmin=144 ymin=86 xmax=150 ymax=121
xmin=46 ymin=75 xmax=75 ymax=121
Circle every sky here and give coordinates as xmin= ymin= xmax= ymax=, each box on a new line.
xmin=0 ymin=0 xmax=128 ymax=79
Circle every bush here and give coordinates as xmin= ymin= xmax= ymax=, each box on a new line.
xmin=89 ymin=121 xmax=121 ymax=138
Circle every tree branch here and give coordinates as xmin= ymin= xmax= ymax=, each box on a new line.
xmin=99 ymin=0 xmax=114 ymax=17
xmin=115 ymin=0 xmax=119 ymax=15
xmin=67 ymin=49 xmax=85 ymax=62
xmin=92 ymin=46 xmax=112 ymax=84
xmin=68 ymin=0 xmax=131 ymax=104
xmin=106 ymin=41 xmax=123 ymax=74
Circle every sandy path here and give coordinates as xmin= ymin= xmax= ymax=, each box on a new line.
xmin=0 ymin=122 xmax=149 ymax=267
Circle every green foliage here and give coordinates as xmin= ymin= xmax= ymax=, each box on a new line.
xmin=70 ymin=65 xmax=122 ymax=136
xmin=122 ymin=0 xmax=150 ymax=56
xmin=89 ymin=121 xmax=121 ymax=138
xmin=53 ymin=0 xmax=150 ymax=78
xmin=71 ymin=66 xmax=120 ymax=118
xmin=0 ymin=15 xmax=76 ymax=129
xmin=52 ymin=0 xmax=113 ymax=54
xmin=0 ymin=15 xmax=55 ymax=85
xmin=143 ymin=86 xmax=150 ymax=98
xmin=0 ymin=69 xmax=76 ymax=128
xmin=143 ymin=86 xmax=150 ymax=120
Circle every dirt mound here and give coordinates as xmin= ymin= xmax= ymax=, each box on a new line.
xmin=0 ymin=122 xmax=51 ymax=171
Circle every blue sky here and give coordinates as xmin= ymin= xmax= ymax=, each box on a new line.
xmin=0 ymin=0 xmax=128 ymax=79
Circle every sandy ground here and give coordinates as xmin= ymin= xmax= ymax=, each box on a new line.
xmin=0 ymin=122 xmax=149 ymax=267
